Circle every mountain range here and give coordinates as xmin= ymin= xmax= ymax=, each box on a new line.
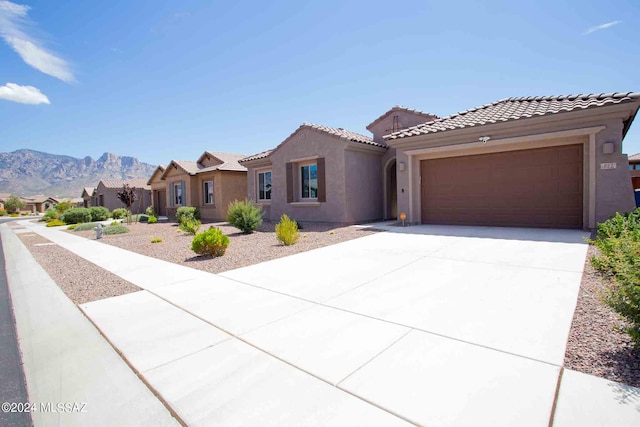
xmin=0 ymin=149 xmax=157 ymax=198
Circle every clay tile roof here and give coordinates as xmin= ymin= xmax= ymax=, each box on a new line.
xmin=367 ymin=105 xmax=439 ymax=130
xmin=100 ymin=178 xmax=151 ymax=190
xmin=302 ymin=122 xmax=385 ymax=147
xmin=199 ymin=151 xmax=247 ymax=172
xmin=239 ymin=149 xmax=274 ymax=163
xmin=629 ymin=153 xmax=640 ymax=161
xmin=385 ymin=92 xmax=640 ymax=140
xmin=173 ymin=160 xmax=199 ymax=175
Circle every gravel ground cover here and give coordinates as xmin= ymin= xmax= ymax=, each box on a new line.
xmin=564 ymin=245 xmax=640 ymax=387
xmin=70 ymin=220 xmax=378 ymax=274
xmin=16 ymin=232 xmax=140 ymax=304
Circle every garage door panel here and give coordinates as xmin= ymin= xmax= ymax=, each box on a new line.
xmin=420 ymin=144 xmax=583 ymax=229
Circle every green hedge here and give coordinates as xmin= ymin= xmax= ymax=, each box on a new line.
xmin=61 ymin=208 xmax=92 ymax=224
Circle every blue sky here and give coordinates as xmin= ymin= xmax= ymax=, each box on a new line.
xmin=1 ymin=0 xmax=639 ymax=166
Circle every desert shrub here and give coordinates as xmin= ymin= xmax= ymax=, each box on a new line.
xmin=590 ymin=208 xmax=640 ymax=346
xmin=4 ymin=195 xmax=25 ymax=214
xmin=148 ymin=215 xmax=158 ymax=224
xmin=55 ymin=201 xmax=73 ymax=214
xmin=191 ymin=227 xmax=229 ymax=257
xmin=180 ymin=218 xmax=201 ymax=235
xmin=275 ymin=214 xmax=299 ymax=246
xmin=146 ymin=205 xmax=155 ymax=216
xmin=176 ymin=206 xmax=200 ymax=223
xmin=61 ymin=207 xmax=92 ymax=224
xmin=42 ymin=209 xmax=59 ymax=222
xmin=150 ymin=237 xmax=162 ymax=243
xmin=110 ymin=221 xmax=120 ymax=226
xmin=226 ymin=199 xmax=262 ymax=234
xmin=72 ymin=222 xmax=100 ymax=231
xmin=46 ymin=219 xmax=65 ymax=227
xmin=0 ymin=208 xmax=6 ymax=216
xmin=89 ymin=206 xmax=110 ymax=221
xmin=67 ymin=224 xmax=77 ymax=230
xmin=9 ymin=213 xmax=19 ymax=217
xmin=103 ymin=224 xmax=130 ymax=235
xmin=111 ymin=208 xmax=127 ymax=219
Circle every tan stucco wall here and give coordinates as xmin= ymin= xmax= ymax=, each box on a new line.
xmin=344 ymin=148 xmax=384 ymax=222
xmin=245 ymin=128 xmax=386 ymax=223
xmin=95 ymin=183 xmax=151 ymax=214
xmin=391 ymin=106 xmax=637 ymax=229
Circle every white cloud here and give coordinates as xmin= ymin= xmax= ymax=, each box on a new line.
xmin=0 ymin=1 xmax=74 ymax=82
xmin=583 ymin=20 xmax=622 ymax=35
xmin=0 ymin=82 xmax=50 ymax=104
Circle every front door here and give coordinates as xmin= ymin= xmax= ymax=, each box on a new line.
xmin=157 ymin=190 xmax=167 ymax=216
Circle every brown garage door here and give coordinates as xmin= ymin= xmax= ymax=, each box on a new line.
xmin=421 ymin=144 xmax=583 ymax=228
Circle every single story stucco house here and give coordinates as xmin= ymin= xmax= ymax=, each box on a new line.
xmin=94 ymin=178 xmax=152 ymax=214
xmin=241 ymin=93 xmax=640 ymax=229
xmin=148 ymin=151 xmax=247 ymax=221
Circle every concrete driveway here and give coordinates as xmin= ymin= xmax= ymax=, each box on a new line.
xmin=20 ymin=220 xmax=619 ymax=426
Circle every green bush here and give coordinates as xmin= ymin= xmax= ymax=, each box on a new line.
xmin=0 ymin=208 xmax=6 ymax=216
xmin=111 ymin=208 xmax=127 ymax=219
xmin=67 ymin=224 xmax=77 ymax=230
xmin=9 ymin=213 xmax=19 ymax=217
xmin=103 ymin=224 xmax=130 ymax=235
xmin=150 ymin=237 xmax=162 ymax=243
xmin=148 ymin=215 xmax=158 ymax=224
xmin=55 ymin=201 xmax=73 ymax=214
xmin=176 ymin=206 xmax=200 ymax=223
xmin=41 ymin=209 xmax=59 ymax=222
xmin=590 ymin=208 xmax=640 ymax=346
xmin=46 ymin=219 xmax=65 ymax=227
xmin=275 ymin=214 xmax=299 ymax=245
xmin=89 ymin=206 xmax=110 ymax=221
xmin=191 ymin=227 xmax=229 ymax=257
xmin=61 ymin=207 xmax=92 ymax=224
xmin=179 ymin=218 xmax=201 ymax=235
xmin=110 ymin=221 xmax=120 ymax=226
xmin=146 ymin=205 xmax=155 ymax=216
xmin=73 ymin=222 xmax=101 ymax=231
xmin=226 ymin=199 xmax=263 ymax=234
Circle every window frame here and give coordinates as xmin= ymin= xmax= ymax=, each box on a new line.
xmin=203 ymin=180 xmax=214 ymax=205
xmin=174 ymin=183 xmax=183 ymax=206
xmin=257 ymin=170 xmax=272 ymax=201
xmin=299 ymin=162 xmax=318 ymax=200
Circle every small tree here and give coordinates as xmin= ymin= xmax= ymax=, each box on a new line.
xmin=117 ymin=184 xmax=138 ymax=224
xmin=4 ymin=195 xmax=25 ymax=214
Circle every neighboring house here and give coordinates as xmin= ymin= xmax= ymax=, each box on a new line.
xmin=94 ymin=178 xmax=152 ymax=214
xmin=22 ymin=195 xmax=58 ymax=213
xmin=81 ymin=187 xmax=97 ymax=208
xmin=386 ymin=93 xmax=640 ymax=229
xmin=242 ymin=93 xmax=640 ymax=229
xmin=148 ymin=152 xmax=247 ymax=221
xmin=240 ymin=106 xmax=437 ymax=223
xmin=0 ymin=193 xmax=9 ymax=210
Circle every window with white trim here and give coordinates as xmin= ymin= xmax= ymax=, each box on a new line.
xmin=258 ymin=171 xmax=272 ymax=201
xmin=203 ymin=180 xmax=214 ymax=204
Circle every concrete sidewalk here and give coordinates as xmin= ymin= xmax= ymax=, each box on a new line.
xmin=6 ymin=220 xmax=640 ymax=426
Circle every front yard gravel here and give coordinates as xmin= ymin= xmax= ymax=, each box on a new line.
xmin=70 ymin=220 xmax=378 ymax=274
xmin=17 ymin=232 xmax=140 ymax=304
xmin=564 ymin=245 xmax=640 ymax=387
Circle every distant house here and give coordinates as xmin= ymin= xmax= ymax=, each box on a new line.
xmin=94 ymin=178 xmax=152 ymax=214
xmin=629 ymin=153 xmax=640 ymax=190
xmin=22 ymin=195 xmax=58 ymax=213
xmin=148 ymin=152 xmax=247 ymax=221
xmin=81 ymin=187 xmax=97 ymax=208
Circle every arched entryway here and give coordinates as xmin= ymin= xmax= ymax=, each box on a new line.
xmin=385 ymin=159 xmax=397 ymax=220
